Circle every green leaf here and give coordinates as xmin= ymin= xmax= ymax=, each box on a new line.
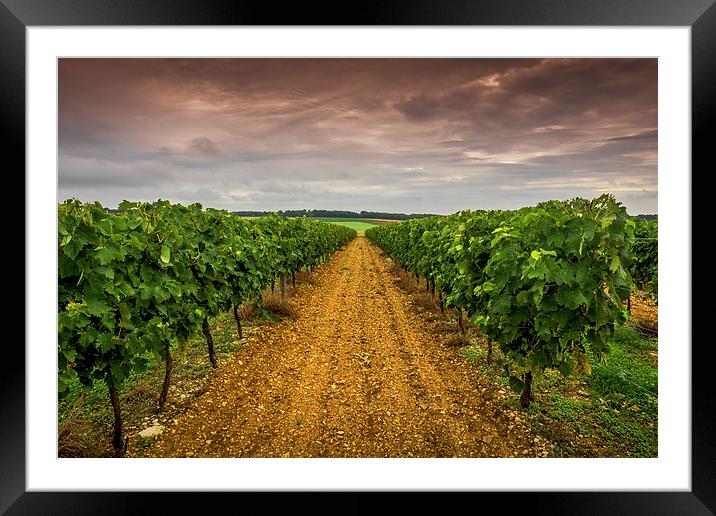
xmin=557 ymin=286 xmax=588 ymax=309
xmin=610 ymin=255 xmax=620 ymax=273
xmin=96 ymin=246 xmax=118 ymax=265
xmin=601 ymin=214 xmax=616 ymax=229
xmin=160 ymin=246 xmax=171 ymax=264
xmin=97 ymin=333 xmax=114 ymax=353
xmin=85 ymin=297 xmax=108 ymax=317
xmin=61 ymin=348 xmax=77 ymax=362
xmin=508 ymin=375 xmax=525 ymax=393
xmin=530 ymin=250 xmax=541 ymax=260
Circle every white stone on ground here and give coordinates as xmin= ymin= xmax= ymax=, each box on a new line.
xmin=138 ymin=425 xmax=165 ymax=438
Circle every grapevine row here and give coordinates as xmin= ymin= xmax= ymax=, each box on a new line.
xmin=628 ymin=218 xmax=658 ymax=305
xmin=366 ymin=194 xmax=640 ymax=406
xmin=58 ymin=199 xmax=356 ymax=455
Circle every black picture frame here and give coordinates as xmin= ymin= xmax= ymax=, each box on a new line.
xmin=4 ymin=1 xmax=710 ymax=514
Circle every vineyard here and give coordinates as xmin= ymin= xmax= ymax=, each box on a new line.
xmin=58 ymin=199 xmax=355 ymax=456
xmin=366 ymin=194 xmax=657 ymax=407
xmin=58 ymin=195 xmax=658 ymax=458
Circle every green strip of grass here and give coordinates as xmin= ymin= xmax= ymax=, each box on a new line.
xmin=460 ymin=323 xmax=657 ymax=457
xmin=305 ymin=217 xmax=378 ymax=234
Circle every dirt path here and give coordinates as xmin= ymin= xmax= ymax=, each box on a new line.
xmin=147 ymin=237 xmax=548 ymax=458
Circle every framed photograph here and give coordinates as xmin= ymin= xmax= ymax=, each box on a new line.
xmin=6 ymin=0 xmax=711 ymax=513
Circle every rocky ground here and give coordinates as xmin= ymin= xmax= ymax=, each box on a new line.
xmin=141 ymin=237 xmax=550 ymax=458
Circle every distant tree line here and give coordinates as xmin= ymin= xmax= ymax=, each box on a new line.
xmin=231 ymin=209 xmax=437 ymax=220
xmin=99 ymin=205 xmax=657 ymax=221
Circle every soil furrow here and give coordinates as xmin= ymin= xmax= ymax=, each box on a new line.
xmin=147 ymin=237 xmax=546 ymax=458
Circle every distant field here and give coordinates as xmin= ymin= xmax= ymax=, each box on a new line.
xmin=306 ymin=217 xmax=397 ymax=235
xmin=237 ymin=216 xmax=398 ymax=235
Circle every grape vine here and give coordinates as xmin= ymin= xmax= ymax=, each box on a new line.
xmin=367 ymin=194 xmax=636 ymax=407
xmin=58 ymin=199 xmax=355 ymax=455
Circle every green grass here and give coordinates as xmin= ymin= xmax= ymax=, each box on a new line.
xmin=246 ymin=216 xmax=395 ymax=236
xmin=460 ymin=323 xmax=658 ymax=457
xmin=305 ymin=217 xmax=379 ymax=235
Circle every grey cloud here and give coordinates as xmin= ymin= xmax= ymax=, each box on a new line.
xmin=58 ymin=58 xmax=658 ymax=215
xmin=606 ymin=130 xmax=658 ymax=143
xmin=393 ymin=95 xmax=442 ymax=121
xmin=189 ymin=137 xmax=221 ymax=156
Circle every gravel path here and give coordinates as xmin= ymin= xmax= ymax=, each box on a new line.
xmin=147 ymin=237 xmax=548 ymax=457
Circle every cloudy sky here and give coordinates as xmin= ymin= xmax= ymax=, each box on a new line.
xmin=58 ymin=58 xmax=657 ymax=215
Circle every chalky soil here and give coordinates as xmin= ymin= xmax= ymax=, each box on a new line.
xmin=147 ymin=238 xmax=547 ymax=458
